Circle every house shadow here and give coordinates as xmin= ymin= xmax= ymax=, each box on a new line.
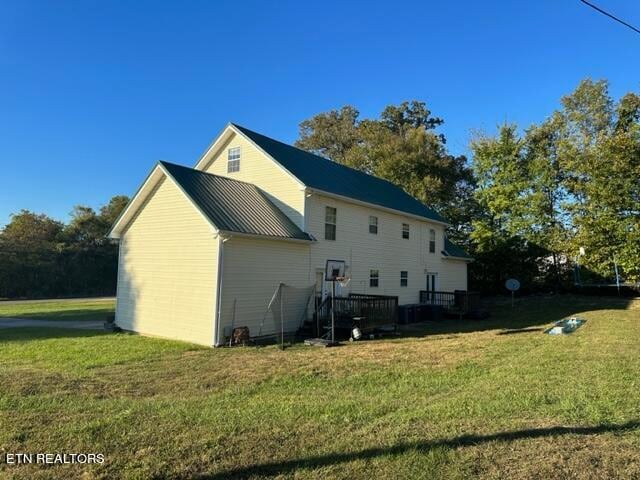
xmin=398 ymin=294 xmax=633 ymax=337
xmin=0 ymin=326 xmax=113 ymax=343
xmin=197 ymin=420 xmax=640 ymax=479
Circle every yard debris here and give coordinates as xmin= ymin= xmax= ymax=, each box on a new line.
xmin=545 ymin=317 xmax=585 ymax=335
xmin=231 ymin=326 xmax=251 ymax=346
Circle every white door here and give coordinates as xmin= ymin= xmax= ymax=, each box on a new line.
xmin=316 ymin=271 xmax=342 ymax=300
xmin=315 ymin=271 xmax=328 ymax=301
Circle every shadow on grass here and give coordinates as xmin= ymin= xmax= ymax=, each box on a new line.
xmin=401 ymin=295 xmax=632 ymax=337
xmin=0 ymin=308 xmax=114 ymax=322
xmin=497 ymin=327 xmax=544 ymax=335
xmin=199 ymin=420 xmax=640 ymax=479
xmin=0 ymin=327 xmax=114 ymax=343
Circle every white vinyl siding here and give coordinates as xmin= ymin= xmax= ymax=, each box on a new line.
xmin=218 ymin=236 xmax=311 ymax=340
xmin=115 ymin=177 xmax=217 ymax=346
xmin=305 ymin=192 xmax=467 ymax=304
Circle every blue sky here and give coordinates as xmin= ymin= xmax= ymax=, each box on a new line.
xmin=1 ymin=0 xmax=638 ymax=226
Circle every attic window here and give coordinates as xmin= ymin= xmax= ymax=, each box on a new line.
xmin=402 ymin=223 xmax=410 ymax=239
xmin=227 ymin=147 xmax=240 ymax=173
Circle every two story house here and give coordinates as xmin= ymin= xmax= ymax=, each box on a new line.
xmin=108 ymin=123 xmax=472 ymax=346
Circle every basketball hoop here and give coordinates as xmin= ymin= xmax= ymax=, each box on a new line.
xmin=336 ymin=276 xmax=351 ymax=287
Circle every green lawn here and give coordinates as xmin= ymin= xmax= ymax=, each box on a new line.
xmin=1 ymin=295 xmax=639 ymax=479
xmin=0 ymin=298 xmax=115 ymax=321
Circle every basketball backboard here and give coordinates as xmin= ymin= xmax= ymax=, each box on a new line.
xmin=325 ymin=259 xmax=346 ymax=281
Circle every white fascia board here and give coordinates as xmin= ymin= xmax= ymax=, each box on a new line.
xmin=193 ymin=124 xmax=236 ymax=171
xmin=107 ymin=164 xmax=165 ymax=239
xmin=108 ymin=163 xmax=220 ymax=239
xmin=305 ymin=187 xmax=450 ymax=227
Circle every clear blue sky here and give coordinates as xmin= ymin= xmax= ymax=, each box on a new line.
xmin=1 ymin=0 xmax=638 ymax=226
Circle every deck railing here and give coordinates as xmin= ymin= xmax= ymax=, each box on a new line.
xmin=314 ymin=293 xmax=398 ymax=335
xmin=419 ymin=290 xmax=482 ymax=314
xmin=419 ymin=290 xmax=456 ymax=308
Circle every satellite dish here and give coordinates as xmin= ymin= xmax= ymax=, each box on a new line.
xmin=505 ymin=278 xmax=520 ymax=292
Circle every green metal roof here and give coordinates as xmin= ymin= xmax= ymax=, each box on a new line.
xmin=442 ymin=237 xmax=473 ymax=260
xmin=160 ymin=161 xmax=313 ymax=241
xmin=232 ymin=124 xmax=447 ymax=223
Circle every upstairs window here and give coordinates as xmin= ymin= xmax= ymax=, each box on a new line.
xmin=400 ymin=271 xmax=408 ymax=287
xmin=402 ymin=223 xmax=410 ymax=239
xmin=429 ymin=229 xmax=436 ymax=253
xmin=227 ymin=147 xmax=240 ymax=173
xmin=369 ymin=216 xmax=378 ymax=234
xmin=325 ymin=206 xmax=337 ymax=241
xmin=369 ymin=269 xmax=379 ymax=288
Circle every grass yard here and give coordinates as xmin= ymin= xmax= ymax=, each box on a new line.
xmin=1 ymin=295 xmax=639 ymax=479
xmin=0 ymin=298 xmax=115 ymax=322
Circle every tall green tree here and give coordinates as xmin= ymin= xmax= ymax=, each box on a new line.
xmin=468 ymin=124 xmax=547 ymax=291
xmin=556 ymin=80 xmax=640 ymax=282
xmin=295 ymin=101 xmax=475 ymax=242
xmin=522 ymin=114 xmax=570 ymax=287
xmin=469 ymin=79 xmax=640 ymax=290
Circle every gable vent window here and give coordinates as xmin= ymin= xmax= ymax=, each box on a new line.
xmin=400 ymin=271 xmax=408 ymax=287
xmin=402 ymin=223 xmax=410 ymax=239
xmin=429 ymin=228 xmax=436 ymax=253
xmin=325 ymin=206 xmax=337 ymax=241
xmin=369 ymin=269 xmax=379 ymax=288
xmin=227 ymin=147 xmax=240 ymax=173
xmin=369 ymin=216 xmax=378 ymax=235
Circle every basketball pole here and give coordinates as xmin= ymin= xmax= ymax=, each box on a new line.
xmin=280 ymin=284 xmax=285 ymax=350
xmin=331 ymin=280 xmax=335 ymax=343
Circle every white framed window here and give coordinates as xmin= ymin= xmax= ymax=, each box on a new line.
xmin=325 ymin=206 xmax=337 ymax=240
xmin=400 ymin=271 xmax=408 ymax=287
xmin=402 ymin=223 xmax=410 ymax=239
xmin=369 ymin=269 xmax=379 ymax=288
xmin=369 ymin=216 xmax=378 ymax=234
xmin=429 ymin=228 xmax=436 ymax=253
xmin=227 ymin=147 xmax=240 ymax=173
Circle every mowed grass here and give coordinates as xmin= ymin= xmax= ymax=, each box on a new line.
xmin=1 ymin=295 xmax=639 ymax=479
xmin=0 ymin=298 xmax=115 ymax=321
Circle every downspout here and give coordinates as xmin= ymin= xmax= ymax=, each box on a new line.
xmin=114 ymin=237 xmax=123 ymax=326
xmin=213 ymin=233 xmax=229 ymax=347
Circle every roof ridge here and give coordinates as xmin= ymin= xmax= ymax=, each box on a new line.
xmin=227 ymin=123 xmax=447 ymax=224
xmin=231 ymin=123 xmax=400 ymax=185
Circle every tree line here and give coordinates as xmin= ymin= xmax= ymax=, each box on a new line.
xmin=1 ymin=78 xmax=637 ymax=298
xmin=295 ymin=79 xmax=639 ymax=293
xmin=0 ymin=196 xmax=128 ymax=298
